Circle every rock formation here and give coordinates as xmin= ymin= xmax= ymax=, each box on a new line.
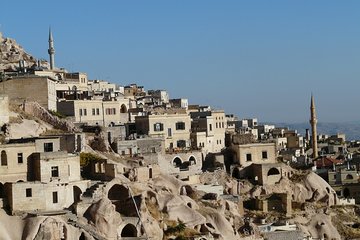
xmin=0 ymin=32 xmax=49 ymax=71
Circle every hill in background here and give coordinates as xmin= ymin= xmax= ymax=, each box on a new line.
xmin=271 ymin=121 xmax=360 ymax=141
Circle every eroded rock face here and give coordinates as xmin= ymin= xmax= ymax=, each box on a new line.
xmin=199 ymin=208 xmax=239 ymax=240
xmin=293 ymin=172 xmax=338 ymax=206
xmin=0 ymin=33 xmax=49 ymax=71
xmin=158 ymin=194 xmax=206 ymax=228
xmin=298 ymin=213 xmax=341 ymax=240
xmin=22 ymin=216 xmax=83 ymax=240
xmin=84 ymin=198 xmax=122 ymax=239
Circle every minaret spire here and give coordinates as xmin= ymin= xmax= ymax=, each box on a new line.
xmin=48 ymin=27 xmax=55 ymax=70
xmin=310 ymin=94 xmax=318 ymax=159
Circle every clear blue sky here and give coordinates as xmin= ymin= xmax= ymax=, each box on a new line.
xmin=1 ymin=1 xmax=360 ymax=123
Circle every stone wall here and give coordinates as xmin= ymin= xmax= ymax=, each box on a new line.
xmin=231 ymin=142 xmax=277 ymax=167
xmin=157 ymin=150 xmax=203 ymax=177
xmin=135 ymin=165 xmax=161 ymax=182
xmin=32 ymin=152 xmax=81 ymax=183
xmin=24 ymin=101 xmax=77 ymax=132
xmin=7 ymin=180 xmax=88 ymax=214
xmin=0 ymin=95 xmax=9 ymax=125
xmin=0 ymin=76 xmax=56 ymax=110
xmin=0 ymin=142 xmax=35 ymax=183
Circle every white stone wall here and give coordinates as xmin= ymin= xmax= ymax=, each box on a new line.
xmin=9 ymin=180 xmax=88 ymax=214
xmin=136 ymin=113 xmax=191 ymax=150
xmin=59 ymin=98 xmax=130 ymax=126
xmin=232 ymin=142 xmax=277 ymax=167
xmin=35 ymin=138 xmax=61 ymax=152
xmin=0 ymin=95 xmax=9 ymax=125
xmin=0 ymin=143 xmax=35 ymax=183
xmin=0 ymin=76 xmax=56 ymax=110
xmin=35 ymin=152 xmax=81 ymax=183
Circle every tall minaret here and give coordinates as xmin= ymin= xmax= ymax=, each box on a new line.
xmin=310 ymin=94 xmax=318 ymax=158
xmin=48 ymin=27 xmax=55 ymax=70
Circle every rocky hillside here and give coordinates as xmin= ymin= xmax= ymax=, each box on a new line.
xmin=0 ymin=32 xmax=48 ymax=72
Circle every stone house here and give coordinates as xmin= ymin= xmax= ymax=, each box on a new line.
xmin=0 ymin=75 xmax=57 ymax=110
xmin=147 ymin=90 xmax=169 ymax=104
xmin=135 ymin=111 xmax=191 ymax=150
xmin=55 ymin=72 xmax=89 ymax=101
xmin=57 ymin=98 xmax=130 ymax=126
xmin=190 ymin=110 xmax=226 ymax=154
xmin=328 ymin=167 xmax=358 ymax=185
xmin=0 ymin=141 xmax=35 ymax=183
xmin=0 ymin=136 xmax=89 ymax=214
xmin=229 ymin=142 xmax=277 ymax=168
xmin=7 ymin=151 xmax=88 ymax=214
xmin=113 ymin=137 xmax=164 ymax=157
xmin=0 ymin=137 xmax=62 ymax=183
xmin=169 ymin=98 xmax=188 ymax=109
xmin=287 ymin=135 xmax=304 ymax=149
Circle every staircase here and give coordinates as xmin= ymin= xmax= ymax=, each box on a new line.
xmin=81 ymin=181 xmax=106 ymax=202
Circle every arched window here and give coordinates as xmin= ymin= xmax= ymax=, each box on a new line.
xmin=189 ymin=156 xmax=196 ymax=165
xmin=1 ymin=151 xmax=7 ymax=166
xmin=267 ymin=168 xmax=280 ymax=176
xmin=173 ymin=157 xmax=182 ymax=167
xmin=346 ymin=174 xmax=354 ymax=180
xmin=120 ymin=104 xmax=127 ymax=113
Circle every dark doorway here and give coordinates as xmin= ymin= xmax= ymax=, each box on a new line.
xmin=343 ymin=188 xmax=350 ymax=198
xmin=73 ymin=186 xmax=82 ymax=203
xmin=121 ymin=224 xmax=137 ymax=237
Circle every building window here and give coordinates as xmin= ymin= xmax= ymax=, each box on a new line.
xmin=44 ymin=142 xmax=53 ymax=152
xmin=92 ymin=108 xmax=96 ymax=115
xmin=209 ymin=124 xmax=212 ymax=131
xmin=51 ymin=166 xmax=59 ymax=177
xmin=53 ymin=192 xmax=58 ymax=203
xmin=26 ymin=188 xmax=32 ymax=197
xmin=175 ymin=122 xmax=185 ymax=130
xmin=1 ymin=150 xmax=7 ymax=166
xmin=17 ymin=153 xmax=23 ymax=164
xmin=96 ymin=108 xmax=100 ymax=115
xmin=216 ymin=123 xmax=218 ymax=128
xmin=83 ymin=109 xmax=87 ymax=116
xmin=246 ymin=153 xmax=252 ymax=162
xmin=262 ymin=151 xmax=268 ymax=159
xmin=79 ymin=109 xmax=82 ymax=116
xmin=222 ymin=122 xmax=224 ymax=128
xmin=154 ymin=123 xmax=164 ymax=132
xmin=106 ymin=108 xmax=116 ymax=115
xmin=177 ymin=140 xmax=186 ymax=148
xmin=168 ymin=128 xmax=172 ymax=137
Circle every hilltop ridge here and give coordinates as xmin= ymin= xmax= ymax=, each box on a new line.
xmin=0 ymin=32 xmax=48 ymax=72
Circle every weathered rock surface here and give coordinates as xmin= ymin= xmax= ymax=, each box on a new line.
xmin=84 ymin=198 xmax=122 ymax=239
xmin=298 ymin=213 xmax=341 ymax=239
xmin=0 ymin=32 xmax=49 ymax=71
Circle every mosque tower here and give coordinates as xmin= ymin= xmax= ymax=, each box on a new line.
xmin=48 ymin=28 xmax=55 ymax=70
xmin=310 ymin=95 xmax=318 ymax=158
